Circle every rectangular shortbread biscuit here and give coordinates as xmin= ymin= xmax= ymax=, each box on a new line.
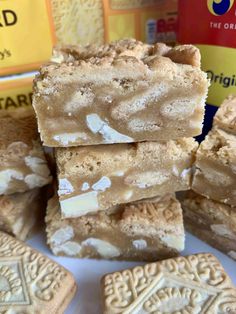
xmin=33 ymin=39 xmax=208 ymax=146
xmin=0 ymin=231 xmax=76 ymax=313
xmin=46 ymin=194 xmax=184 ymax=261
xmin=0 ymin=188 xmax=44 ymax=241
xmin=0 ymin=114 xmax=52 ymax=195
xmin=192 ymin=127 xmax=236 ymax=205
xmin=213 ymin=95 xmax=236 ymax=135
xmin=55 ymin=138 xmax=198 ymax=218
xmin=182 ymin=190 xmax=236 ymax=261
xmin=101 ymin=253 xmax=236 ymax=314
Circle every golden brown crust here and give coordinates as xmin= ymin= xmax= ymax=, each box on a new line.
xmin=214 ymin=95 xmax=236 ymax=135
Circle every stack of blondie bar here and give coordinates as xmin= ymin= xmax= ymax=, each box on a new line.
xmin=0 ymin=109 xmax=52 ymax=240
xmin=182 ymin=95 xmax=236 ymax=261
xmin=32 ymin=39 xmax=209 ymax=261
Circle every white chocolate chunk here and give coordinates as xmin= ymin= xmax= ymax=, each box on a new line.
xmin=24 ymin=174 xmax=50 ymax=189
xmin=53 ymin=241 xmax=81 ymax=256
xmin=86 ymin=114 xmax=133 ymax=143
xmin=92 ymin=176 xmax=111 ymax=192
xmin=58 ymin=178 xmax=74 ymax=196
xmin=0 ymin=169 xmax=24 ymax=194
xmin=112 ymin=171 xmax=124 ymax=177
xmin=25 ymin=156 xmax=50 ymax=176
xmin=125 ymin=171 xmax=169 ymax=188
xmin=50 ymin=226 xmax=74 ymax=246
xmin=181 ymin=168 xmax=192 ymax=179
xmin=123 ymin=190 xmax=133 ymax=200
xmin=172 ymin=165 xmax=179 ymax=177
xmin=133 ymin=239 xmax=147 ymax=250
xmin=60 ymin=191 xmax=99 ymax=218
xmin=82 ymin=238 xmax=120 ymax=258
xmin=228 ymin=251 xmax=236 ymax=260
xmin=160 ymin=98 xmax=195 ymax=120
xmin=81 ymin=182 xmax=90 ymax=191
xmin=53 ymin=132 xmax=88 ymax=145
xmin=161 ymin=234 xmax=185 ymax=251
xmin=12 ymin=217 xmax=24 ymax=235
xmin=210 ymin=224 xmax=236 ymax=240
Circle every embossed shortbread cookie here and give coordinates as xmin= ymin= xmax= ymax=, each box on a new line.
xmin=55 ymin=138 xmax=197 ymax=217
xmin=192 ymin=127 xmax=236 ymax=205
xmin=0 ymin=114 xmax=52 ymax=195
xmin=182 ymin=190 xmax=236 ymax=261
xmin=214 ymin=95 xmax=236 ymax=135
xmin=46 ymin=193 xmax=184 ymax=261
xmin=0 ymin=188 xmax=44 ymax=241
xmin=101 ymin=253 xmax=236 ymax=314
xmin=0 ymin=231 xmax=77 ymax=313
xmin=33 ymin=39 xmax=208 ymax=147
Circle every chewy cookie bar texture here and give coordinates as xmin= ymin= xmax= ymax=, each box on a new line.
xmin=213 ymin=94 xmax=236 ymax=135
xmin=56 ymin=138 xmax=197 ymax=218
xmin=182 ymin=191 xmax=236 ymax=261
xmin=46 ymin=194 xmax=184 ymax=261
xmin=192 ymin=127 xmax=236 ymax=205
xmin=0 ymin=188 xmax=43 ymax=241
xmin=0 ymin=231 xmax=76 ymax=313
xmin=101 ymin=253 xmax=236 ymax=314
xmin=0 ymin=114 xmax=52 ymax=195
xmin=33 ymin=39 xmax=208 ymax=147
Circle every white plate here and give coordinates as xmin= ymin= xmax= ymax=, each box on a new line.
xmin=27 ymin=232 xmax=236 ymax=314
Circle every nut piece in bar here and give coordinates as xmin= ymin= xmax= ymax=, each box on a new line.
xmin=192 ymin=127 xmax=236 ymax=205
xmin=33 ymin=39 xmax=208 ymax=147
xmin=55 ymin=138 xmax=197 ymax=218
xmin=46 ymin=193 xmax=184 ymax=261
xmin=213 ymin=95 xmax=236 ymax=135
xmin=182 ymin=190 xmax=236 ymax=261
xmin=0 ymin=188 xmax=44 ymax=241
xmin=0 ymin=231 xmax=76 ymax=313
xmin=0 ymin=114 xmax=52 ymax=195
xmin=101 ymin=253 xmax=236 ymax=314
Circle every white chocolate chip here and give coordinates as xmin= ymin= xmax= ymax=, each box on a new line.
xmin=123 ymin=190 xmax=133 ymax=200
xmin=0 ymin=170 xmax=24 ymax=194
xmin=86 ymin=114 xmax=133 ymax=143
xmin=92 ymin=176 xmax=111 ymax=192
xmin=211 ymin=224 xmax=236 ymax=240
xmin=58 ymin=178 xmax=74 ymax=196
xmin=125 ymin=171 xmax=169 ymax=188
xmin=172 ymin=165 xmax=179 ymax=177
xmin=181 ymin=168 xmax=192 ymax=180
xmin=53 ymin=241 xmax=81 ymax=256
xmin=160 ymin=98 xmax=195 ymax=120
xmin=53 ymin=132 xmax=88 ymax=145
xmin=112 ymin=171 xmax=124 ymax=177
xmin=82 ymin=238 xmax=120 ymax=258
xmin=60 ymin=191 xmax=99 ymax=218
xmin=51 ymin=226 xmax=74 ymax=246
xmin=24 ymin=174 xmax=50 ymax=189
xmin=228 ymin=251 xmax=236 ymax=260
xmin=161 ymin=234 xmax=185 ymax=251
xmin=81 ymin=182 xmax=90 ymax=191
xmin=24 ymin=156 xmax=50 ymax=176
xmin=133 ymin=239 xmax=147 ymax=250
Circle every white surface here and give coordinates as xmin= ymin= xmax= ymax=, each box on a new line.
xmin=27 ymin=232 xmax=236 ymax=314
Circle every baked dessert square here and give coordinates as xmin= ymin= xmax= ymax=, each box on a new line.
xmin=182 ymin=190 xmax=236 ymax=261
xmin=213 ymin=95 xmax=236 ymax=135
xmin=192 ymin=127 xmax=236 ymax=205
xmin=46 ymin=193 xmax=184 ymax=261
xmin=0 ymin=113 xmax=52 ymax=195
xmin=0 ymin=188 xmax=44 ymax=241
xmin=55 ymin=138 xmax=198 ymax=218
xmin=101 ymin=253 xmax=236 ymax=314
xmin=33 ymin=39 xmax=208 ymax=146
xmin=0 ymin=231 xmax=76 ymax=313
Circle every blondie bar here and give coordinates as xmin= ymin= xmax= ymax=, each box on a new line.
xmin=0 ymin=188 xmax=44 ymax=240
xmin=213 ymin=95 xmax=236 ymax=135
xmin=182 ymin=191 xmax=236 ymax=261
xmin=46 ymin=194 xmax=184 ymax=261
xmin=0 ymin=114 xmax=52 ymax=195
xmin=0 ymin=231 xmax=76 ymax=313
xmin=56 ymin=138 xmax=197 ymax=218
xmin=192 ymin=127 xmax=236 ymax=205
xmin=101 ymin=253 xmax=236 ymax=314
xmin=33 ymin=39 xmax=208 ymax=146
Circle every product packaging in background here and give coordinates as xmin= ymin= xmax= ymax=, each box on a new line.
xmin=0 ymin=0 xmax=55 ymax=76
xmin=52 ymin=0 xmax=177 ymax=46
xmin=0 ymin=72 xmax=35 ymax=116
xmin=0 ymin=0 xmax=177 ymax=76
xmin=178 ymin=0 xmax=236 ymax=136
